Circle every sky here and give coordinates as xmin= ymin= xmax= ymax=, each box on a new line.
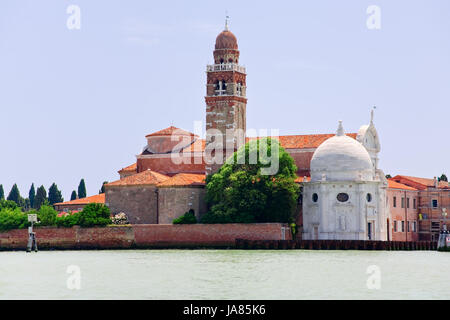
xmin=0 ymin=0 xmax=449 ymax=201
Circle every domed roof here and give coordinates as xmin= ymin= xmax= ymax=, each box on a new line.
xmin=215 ymin=30 xmax=238 ymax=50
xmin=310 ymin=121 xmax=374 ymax=182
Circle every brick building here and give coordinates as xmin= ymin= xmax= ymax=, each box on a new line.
xmin=101 ymin=22 xmax=447 ymax=241
xmin=54 ymin=193 xmax=105 ymax=213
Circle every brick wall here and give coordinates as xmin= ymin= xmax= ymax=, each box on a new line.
xmin=157 ymin=186 xmax=207 ymax=224
xmin=0 ymin=223 xmax=290 ymax=250
xmin=105 ymin=186 xmax=158 ymax=224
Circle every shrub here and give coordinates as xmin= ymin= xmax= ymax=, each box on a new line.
xmin=0 ymin=208 xmax=28 ymax=232
xmin=37 ymin=205 xmax=58 ymax=226
xmin=56 ymin=212 xmax=79 ymax=228
xmin=77 ymin=203 xmax=111 ymax=227
xmin=0 ymin=200 xmax=18 ymax=211
xmin=173 ymin=209 xmax=197 ymax=224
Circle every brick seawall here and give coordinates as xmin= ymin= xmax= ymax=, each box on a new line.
xmin=0 ymin=223 xmax=291 ymax=250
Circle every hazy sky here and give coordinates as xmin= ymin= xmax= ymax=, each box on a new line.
xmin=0 ymin=0 xmax=448 ymax=200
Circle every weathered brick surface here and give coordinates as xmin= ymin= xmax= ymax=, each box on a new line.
xmin=105 ymin=186 xmax=158 ymax=224
xmin=158 ymin=186 xmax=207 ymax=224
xmin=133 ymin=223 xmax=291 ymax=247
xmin=0 ymin=224 xmax=290 ymax=250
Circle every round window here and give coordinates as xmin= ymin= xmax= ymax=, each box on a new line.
xmin=312 ymin=193 xmax=318 ymax=202
xmin=337 ymin=193 xmax=349 ymax=202
xmin=367 ymin=193 xmax=372 ymax=202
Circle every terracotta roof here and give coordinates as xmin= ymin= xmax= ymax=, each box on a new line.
xmin=181 ymin=139 xmax=205 ymax=152
xmin=295 ymin=176 xmax=311 ymax=183
xmin=247 ymin=133 xmax=357 ymax=149
xmin=145 ymin=126 xmax=198 ymax=138
xmin=387 ymin=179 xmax=418 ymax=191
xmin=118 ymin=163 xmax=137 ymax=173
xmin=107 ymin=170 xmax=170 ymax=187
xmin=157 ymin=173 xmax=206 ymax=187
xmin=54 ymin=194 xmax=105 ymax=206
xmin=392 ymin=175 xmax=448 ymax=189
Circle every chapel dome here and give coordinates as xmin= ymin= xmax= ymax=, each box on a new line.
xmin=215 ymin=30 xmax=238 ymax=50
xmin=310 ymin=121 xmax=374 ymax=182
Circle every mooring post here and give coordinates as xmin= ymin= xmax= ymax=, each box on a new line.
xmin=26 ymin=214 xmax=38 ymax=253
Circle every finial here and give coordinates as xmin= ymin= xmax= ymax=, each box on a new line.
xmin=371 ymin=106 xmax=376 ymax=124
xmin=225 ymin=12 xmax=230 ymax=31
xmin=336 ymin=120 xmax=345 ymax=136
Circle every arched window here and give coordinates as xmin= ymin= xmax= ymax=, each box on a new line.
xmin=312 ymin=193 xmax=318 ymax=203
xmin=215 ymin=80 xmax=226 ymax=95
xmin=366 ymin=193 xmax=372 ymax=202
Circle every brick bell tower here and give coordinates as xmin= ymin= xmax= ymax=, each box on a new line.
xmin=205 ymin=20 xmax=247 ymax=175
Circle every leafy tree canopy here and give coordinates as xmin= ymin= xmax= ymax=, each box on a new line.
xmin=28 ymin=183 xmax=36 ymax=208
xmin=70 ymin=190 xmax=77 ymax=201
xmin=0 ymin=185 xmax=4 ymax=200
xmin=202 ymin=138 xmax=299 ymax=224
xmin=438 ymin=174 xmax=448 ymax=182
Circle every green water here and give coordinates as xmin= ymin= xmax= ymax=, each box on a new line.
xmin=0 ymin=250 xmax=448 ymax=299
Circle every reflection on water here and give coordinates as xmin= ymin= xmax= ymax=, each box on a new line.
xmin=0 ymin=250 xmax=449 ymax=299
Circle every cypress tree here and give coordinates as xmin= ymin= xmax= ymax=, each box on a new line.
xmin=99 ymin=181 xmax=108 ymax=194
xmin=7 ymin=184 xmax=21 ymax=205
xmin=48 ymin=183 xmax=64 ymax=205
xmin=0 ymin=185 xmax=4 ymax=200
xmin=34 ymin=185 xmax=47 ymax=209
xmin=70 ymin=190 xmax=77 ymax=201
xmin=78 ymin=179 xmax=87 ymax=199
xmin=29 ymin=183 xmax=36 ymax=208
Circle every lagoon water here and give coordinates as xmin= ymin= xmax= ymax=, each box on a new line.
xmin=0 ymin=250 xmax=449 ymax=300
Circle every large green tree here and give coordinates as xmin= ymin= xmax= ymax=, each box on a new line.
xmin=7 ymin=184 xmax=21 ymax=205
xmin=78 ymin=179 xmax=87 ymax=199
xmin=0 ymin=185 xmax=4 ymax=200
xmin=28 ymin=183 xmax=36 ymax=208
xmin=70 ymin=190 xmax=77 ymax=201
xmin=202 ymin=138 xmax=299 ymax=223
xmin=48 ymin=183 xmax=64 ymax=205
xmin=33 ymin=185 xmax=48 ymax=209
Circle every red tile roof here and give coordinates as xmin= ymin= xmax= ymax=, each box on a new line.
xmin=392 ymin=175 xmax=448 ymax=189
xmin=157 ymin=173 xmax=206 ymax=187
xmin=295 ymin=176 xmax=311 ymax=183
xmin=54 ymin=194 xmax=105 ymax=206
xmin=118 ymin=163 xmax=137 ymax=173
xmin=145 ymin=126 xmax=198 ymax=138
xmin=387 ymin=179 xmax=418 ymax=191
xmin=106 ymin=169 xmax=169 ymax=187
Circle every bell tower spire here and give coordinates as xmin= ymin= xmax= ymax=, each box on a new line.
xmin=205 ymin=25 xmax=247 ymax=175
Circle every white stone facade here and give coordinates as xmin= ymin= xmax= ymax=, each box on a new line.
xmin=302 ymin=117 xmax=389 ymax=240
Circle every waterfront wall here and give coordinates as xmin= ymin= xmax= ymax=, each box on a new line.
xmin=0 ymin=223 xmax=291 ymax=250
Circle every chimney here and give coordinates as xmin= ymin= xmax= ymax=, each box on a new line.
xmin=434 ymin=176 xmax=438 ymax=188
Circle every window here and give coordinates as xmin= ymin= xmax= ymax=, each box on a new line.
xmin=407 ymin=221 xmax=410 ymax=232
xmin=413 ymin=221 xmax=417 ymax=232
xmin=407 ymin=198 xmax=410 ymax=209
xmin=312 ymin=193 xmax=318 ymax=203
xmin=394 ymin=221 xmax=398 ymax=232
xmin=401 ymin=221 xmax=405 ymax=232
xmin=432 ymin=199 xmax=438 ymax=208
xmin=413 ymin=198 xmax=416 ymax=209
xmin=366 ymin=193 xmax=372 ymax=202
xmin=393 ymin=197 xmax=397 ymax=208
xmin=337 ymin=193 xmax=349 ymax=202
xmin=401 ymin=197 xmax=405 ymax=208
